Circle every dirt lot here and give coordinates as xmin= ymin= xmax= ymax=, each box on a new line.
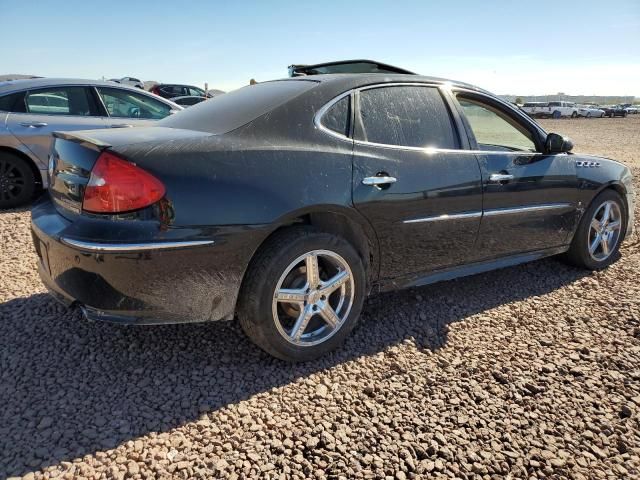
xmin=1 ymin=117 xmax=639 ymax=479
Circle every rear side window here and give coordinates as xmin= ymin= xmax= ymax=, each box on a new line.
xmin=25 ymin=87 xmax=96 ymax=116
xmin=358 ymin=86 xmax=458 ymax=149
xmin=159 ymin=80 xmax=317 ymax=135
xmin=0 ymin=91 xmax=26 ymax=112
xmin=320 ymin=96 xmax=350 ymax=137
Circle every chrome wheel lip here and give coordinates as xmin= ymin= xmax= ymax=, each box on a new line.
xmin=588 ymin=200 xmax=622 ymax=262
xmin=272 ymin=249 xmax=355 ymax=347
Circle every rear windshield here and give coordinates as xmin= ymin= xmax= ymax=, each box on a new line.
xmin=159 ymin=80 xmax=317 ymax=134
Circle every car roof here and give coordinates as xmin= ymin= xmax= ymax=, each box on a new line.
xmin=0 ymin=77 xmax=140 ymax=95
xmin=269 ymin=73 xmax=489 ymax=96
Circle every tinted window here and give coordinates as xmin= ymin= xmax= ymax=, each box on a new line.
xmin=321 ymin=96 xmax=350 ymax=137
xmin=457 ymin=97 xmax=536 ymax=152
xmin=175 ymin=97 xmax=206 ymax=106
xmin=188 ymin=87 xmax=205 ymax=96
xmin=159 ymin=80 xmax=317 ymax=135
xmin=0 ymin=91 xmax=26 ymax=112
xmin=96 ymin=87 xmax=172 ymax=119
xmin=358 ymin=86 xmax=457 ymax=148
xmin=25 ymin=87 xmax=94 ymax=116
xmin=548 ymin=102 xmax=561 ymax=107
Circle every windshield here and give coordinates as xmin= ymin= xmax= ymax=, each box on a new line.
xmin=159 ymin=80 xmax=317 ymax=134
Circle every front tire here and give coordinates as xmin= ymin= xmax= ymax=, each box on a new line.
xmin=565 ymin=189 xmax=626 ymax=270
xmin=0 ymin=152 xmax=36 ymax=209
xmin=571 ymin=111 xmax=578 ymax=118
xmin=238 ymin=227 xmax=366 ymax=361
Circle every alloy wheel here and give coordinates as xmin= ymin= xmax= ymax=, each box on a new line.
xmin=588 ymin=200 xmax=622 ymax=261
xmin=272 ymin=249 xmax=355 ymax=346
xmin=0 ymin=158 xmax=26 ymax=203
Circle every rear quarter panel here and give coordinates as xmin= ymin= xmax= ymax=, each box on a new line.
xmin=113 ymin=132 xmax=354 ymax=228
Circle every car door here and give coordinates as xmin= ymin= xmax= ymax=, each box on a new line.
xmin=6 ymin=86 xmax=106 ymax=164
xmin=452 ymin=91 xmax=579 ymax=259
xmin=94 ymin=86 xmax=175 ymax=128
xmin=351 ymin=84 xmax=483 ymax=279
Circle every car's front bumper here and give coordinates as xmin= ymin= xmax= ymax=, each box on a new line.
xmin=31 ymin=197 xmax=268 ymax=324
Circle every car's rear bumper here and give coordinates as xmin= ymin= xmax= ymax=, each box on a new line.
xmin=31 ymin=196 xmax=268 ymax=324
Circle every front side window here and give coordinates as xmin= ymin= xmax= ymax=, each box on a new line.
xmin=25 ymin=87 xmax=94 ymax=116
xmin=320 ymin=96 xmax=350 ymax=137
xmin=96 ymin=87 xmax=172 ymax=119
xmin=357 ymin=86 xmax=458 ymax=149
xmin=457 ymin=96 xmax=536 ymax=152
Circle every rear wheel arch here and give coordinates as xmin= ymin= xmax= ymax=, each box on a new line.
xmin=239 ymin=207 xmax=379 ymax=300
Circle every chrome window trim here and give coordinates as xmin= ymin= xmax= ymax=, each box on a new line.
xmin=313 ymin=90 xmax=353 ymax=142
xmin=314 ymin=82 xmax=545 ymax=154
xmin=60 ymin=238 xmax=214 ymax=252
xmin=483 ymin=203 xmax=573 ymax=216
xmin=403 ymin=211 xmax=482 ymax=224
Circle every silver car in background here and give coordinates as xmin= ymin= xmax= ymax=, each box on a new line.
xmin=0 ymin=78 xmax=182 ymax=208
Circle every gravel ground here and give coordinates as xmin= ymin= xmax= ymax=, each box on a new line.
xmin=1 ymin=117 xmax=639 ymax=479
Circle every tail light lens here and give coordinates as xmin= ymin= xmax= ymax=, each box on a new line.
xmin=82 ymin=151 xmax=165 ymax=213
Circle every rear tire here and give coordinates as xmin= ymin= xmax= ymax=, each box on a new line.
xmin=571 ymin=111 xmax=578 ymax=118
xmin=565 ymin=189 xmax=627 ymax=270
xmin=238 ymin=226 xmax=366 ymax=361
xmin=0 ymin=152 xmax=36 ymax=209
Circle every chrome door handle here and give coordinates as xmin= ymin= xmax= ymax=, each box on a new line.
xmin=110 ymin=124 xmax=133 ymax=128
xmin=20 ymin=122 xmax=48 ymax=128
xmin=362 ymin=176 xmax=397 ymax=186
xmin=489 ymin=173 xmax=514 ymax=182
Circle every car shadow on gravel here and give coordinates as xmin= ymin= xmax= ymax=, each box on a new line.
xmin=0 ymin=256 xmax=590 ymax=477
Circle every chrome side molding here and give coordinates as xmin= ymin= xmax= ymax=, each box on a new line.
xmin=483 ymin=203 xmax=572 ymax=216
xmin=403 ymin=211 xmax=482 ymax=224
xmin=60 ymin=238 xmax=215 ymax=252
xmin=404 ymin=203 xmax=572 ymax=224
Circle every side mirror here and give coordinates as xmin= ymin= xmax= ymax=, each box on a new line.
xmin=545 ymin=132 xmax=574 ymax=154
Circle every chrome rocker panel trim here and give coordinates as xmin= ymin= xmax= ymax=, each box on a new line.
xmin=60 ymin=238 xmax=215 ymax=253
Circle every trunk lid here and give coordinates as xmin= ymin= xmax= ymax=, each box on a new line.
xmin=48 ymin=127 xmax=208 ymax=218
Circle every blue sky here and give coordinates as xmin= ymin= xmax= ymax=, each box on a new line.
xmin=1 ymin=0 xmax=638 ymax=95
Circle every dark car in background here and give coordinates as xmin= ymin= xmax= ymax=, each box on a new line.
xmin=31 ymin=72 xmax=635 ymax=361
xmin=0 ymin=78 xmax=182 ymax=208
xmin=601 ymin=105 xmax=628 ymax=118
xmin=149 ymin=84 xmax=212 ymax=100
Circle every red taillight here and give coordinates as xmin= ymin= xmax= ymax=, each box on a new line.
xmin=82 ymin=151 xmax=165 ymax=213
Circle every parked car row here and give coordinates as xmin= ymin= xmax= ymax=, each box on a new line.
xmin=521 ymin=101 xmax=636 ymax=119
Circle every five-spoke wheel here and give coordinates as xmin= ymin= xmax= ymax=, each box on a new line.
xmin=566 ymin=189 xmax=626 ymax=270
xmin=588 ymin=200 xmax=622 ymax=262
xmin=239 ymin=227 xmax=365 ymax=361
xmin=272 ymin=250 xmax=354 ymax=346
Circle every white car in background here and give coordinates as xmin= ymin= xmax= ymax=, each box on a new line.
xmin=109 ymin=76 xmax=144 ymax=89
xmin=577 ymin=105 xmax=605 ymax=118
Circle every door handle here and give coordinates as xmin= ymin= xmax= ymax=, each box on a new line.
xmin=362 ymin=176 xmax=397 ymax=187
xmin=20 ymin=122 xmax=48 ymax=128
xmin=489 ymin=173 xmax=514 ymax=183
xmin=110 ymin=124 xmax=133 ymax=128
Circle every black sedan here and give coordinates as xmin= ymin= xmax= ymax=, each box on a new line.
xmin=31 ymin=74 xmax=635 ymax=361
xmin=600 ymin=105 xmax=628 ymax=118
